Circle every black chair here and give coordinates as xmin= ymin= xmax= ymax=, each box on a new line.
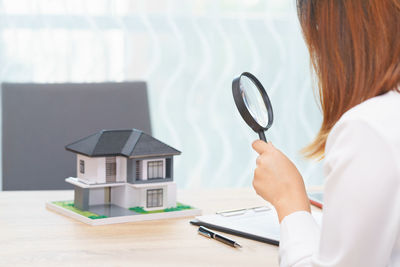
xmin=1 ymin=82 xmax=152 ymax=190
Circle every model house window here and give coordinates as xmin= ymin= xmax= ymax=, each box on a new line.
xmin=136 ymin=160 xmax=141 ymax=180
xmin=79 ymin=160 xmax=85 ymax=174
xmin=146 ymin=189 xmax=163 ymax=208
xmin=147 ymin=160 xmax=163 ymax=179
xmin=106 ymin=157 xmax=116 ymax=182
xmin=166 ymin=158 xmax=172 ymax=178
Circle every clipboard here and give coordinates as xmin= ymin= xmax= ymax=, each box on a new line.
xmin=190 ymin=206 xmax=322 ymax=246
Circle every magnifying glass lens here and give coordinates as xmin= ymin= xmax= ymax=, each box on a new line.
xmin=232 ymin=72 xmax=274 ymax=142
xmin=239 ymin=76 xmax=269 ymax=128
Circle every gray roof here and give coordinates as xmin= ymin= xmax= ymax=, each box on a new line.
xmin=65 ymin=129 xmax=181 ymax=158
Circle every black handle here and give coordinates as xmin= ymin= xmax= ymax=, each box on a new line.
xmin=258 ymin=131 xmax=267 ymax=142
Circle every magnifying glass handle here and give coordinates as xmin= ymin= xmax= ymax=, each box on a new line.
xmin=258 ymin=131 xmax=267 ymax=143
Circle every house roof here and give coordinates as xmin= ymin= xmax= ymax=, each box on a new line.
xmin=65 ymin=129 xmax=181 ymax=158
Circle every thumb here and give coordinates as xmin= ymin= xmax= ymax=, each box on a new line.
xmin=252 ymin=140 xmax=271 ymax=155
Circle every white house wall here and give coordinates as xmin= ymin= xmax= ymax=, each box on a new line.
xmin=96 ymin=157 xmax=106 ymax=183
xmin=77 ymin=154 xmax=98 ymax=182
xmin=138 ymin=188 xmax=148 ymax=208
xmin=77 ymin=156 xmax=126 ymax=184
xmin=89 ymin=188 xmax=105 ymax=205
xmin=111 ymin=186 xmax=127 ymax=207
xmin=166 ymin=182 xmax=177 ymax=208
xmin=116 ymin=156 xmax=127 ymax=182
xmin=126 ymin=186 xmax=141 ymax=208
xmin=124 ymin=182 xmax=176 ymax=211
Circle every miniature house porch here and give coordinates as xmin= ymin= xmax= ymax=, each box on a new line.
xmin=65 ymin=129 xmax=181 ymax=212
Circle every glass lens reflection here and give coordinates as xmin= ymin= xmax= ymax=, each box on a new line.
xmin=239 ymin=76 xmax=269 ymax=128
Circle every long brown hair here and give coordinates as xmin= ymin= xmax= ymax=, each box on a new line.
xmin=297 ymin=0 xmax=400 ymax=159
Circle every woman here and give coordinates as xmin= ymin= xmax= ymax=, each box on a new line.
xmin=252 ymin=1 xmax=400 ymax=266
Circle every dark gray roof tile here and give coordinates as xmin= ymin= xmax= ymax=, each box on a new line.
xmin=65 ymin=129 xmax=180 ymax=158
xmin=131 ymin=133 xmax=180 ymax=157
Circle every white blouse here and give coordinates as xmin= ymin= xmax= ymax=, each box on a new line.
xmin=279 ymin=90 xmax=400 ymax=267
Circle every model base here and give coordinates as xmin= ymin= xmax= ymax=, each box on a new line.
xmin=46 ymin=201 xmax=202 ymax=226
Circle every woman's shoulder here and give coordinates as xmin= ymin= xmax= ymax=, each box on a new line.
xmin=323 ymin=89 xmax=400 ymax=185
xmin=327 ymin=89 xmax=400 ymax=152
xmin=341 ymin=89 xmax=400 ymax=122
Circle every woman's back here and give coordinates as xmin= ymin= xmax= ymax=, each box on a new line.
xmin=325 ymin=89 xmax=400 ymax=266
xmin=279 ymin=89 xmax=400 ymax=266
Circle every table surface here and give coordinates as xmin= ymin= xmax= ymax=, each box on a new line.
xmin=0 ymin=188 xmax=285 ymax=266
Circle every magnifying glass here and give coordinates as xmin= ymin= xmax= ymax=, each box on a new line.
xmin=232 ymin=72 xmax=274 ymax=142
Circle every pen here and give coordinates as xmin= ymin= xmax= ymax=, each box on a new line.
xmin=198 ymin=226 xmax=242 ymax=248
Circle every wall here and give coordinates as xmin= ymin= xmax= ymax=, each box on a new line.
xmin=89 ymin=187 xmax=105 ymax=206
xmin=116 ymin=156 xmax=127 ymax=182
xmin=97 ymin=158 xmax=106 ymax=183
xmin=76 ymin=155 xmax=113 ymax=184
xmin=76 ymin=154 xmax=99 ymax=183
xmin=111 ymin=186 xmax=128 ymax=208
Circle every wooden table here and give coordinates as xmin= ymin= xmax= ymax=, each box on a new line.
xmin=0 ymin=188 xmax=280 ymax=266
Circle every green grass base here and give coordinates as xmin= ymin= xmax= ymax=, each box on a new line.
xmin=129 ymin=202 xmax=193 ymax=214
xmin=52 ymin=201 xmax=108 ymax=219
xmin=52 ymin=201 xmax=193 ymax=218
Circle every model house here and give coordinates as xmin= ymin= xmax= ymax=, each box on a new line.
xmin=65 ymin=129 xmax=181 ymax=211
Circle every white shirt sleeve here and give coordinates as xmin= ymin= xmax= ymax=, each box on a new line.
xmin=279 ymin=118 xmax=400 ymax=267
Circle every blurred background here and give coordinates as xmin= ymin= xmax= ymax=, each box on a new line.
xmin=0 ymin=0 xmax=323 ymax=191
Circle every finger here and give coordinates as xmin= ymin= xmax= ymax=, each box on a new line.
xmin=252 ymin=140 xmax=270 ymax=155
xmin=256 ymin=155 xmax=262 ymax=166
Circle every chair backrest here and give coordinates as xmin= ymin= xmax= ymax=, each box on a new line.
xmin=1 ymin=82 xmax=152 ymax=190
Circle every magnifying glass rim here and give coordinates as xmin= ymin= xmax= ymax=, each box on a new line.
xmin=232 ymin=72 xmax=274 ymax=132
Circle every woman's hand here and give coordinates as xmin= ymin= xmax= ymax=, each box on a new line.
xmin=252 ymin=140 xmax=311 ymax=222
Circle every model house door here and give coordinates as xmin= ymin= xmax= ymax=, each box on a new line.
xmin=104 ymin=187 xmax=111 ymax=203
xmin=106 ymin=157 xmax=116 ymax=183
